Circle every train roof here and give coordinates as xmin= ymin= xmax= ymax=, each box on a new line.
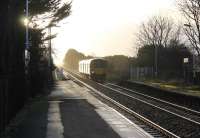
xmin=79 ymin=58 xmax=106 ymax=64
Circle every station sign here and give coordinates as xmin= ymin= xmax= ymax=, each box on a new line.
xmin=183 ymin=58 xmax=189 ymax=63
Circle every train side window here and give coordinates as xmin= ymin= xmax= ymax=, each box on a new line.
xmin=87 ymin=64 xmax=89 ymax=73
xmin=83 ymin=63 xmax=85 ymax=73
xmin=84 ymin=63 xmax=86 ymax=73
xmin=85 ymin=64 xmax=87 ymax=73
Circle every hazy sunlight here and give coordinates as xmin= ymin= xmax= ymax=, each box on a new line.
xmin=53 ymin=0 xmax=178 ymax=65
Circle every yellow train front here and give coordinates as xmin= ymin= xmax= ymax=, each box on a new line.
xmin=79 ymin=58 xmax=107 ymax=82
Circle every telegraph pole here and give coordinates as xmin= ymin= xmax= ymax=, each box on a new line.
xmin=49 ymin=27 xmax=52 ymax=69
xmin=154 ymin=45 xmax=158 ymax=78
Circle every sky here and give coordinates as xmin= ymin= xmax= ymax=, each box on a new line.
xmin=52 ymin=0 xmax=180 ymax=65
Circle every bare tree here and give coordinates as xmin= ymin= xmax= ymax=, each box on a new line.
xmin=137 ymin=16 xmax=177 ymax=47
xmin=178 ymin=0 xmax=200 ymax=55
xmin=136 ymin=16 xmax=182 ymax=77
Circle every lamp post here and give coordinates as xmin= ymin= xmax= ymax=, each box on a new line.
xmin=184 ymin=23 xmax=196 ymax=82
xmin=25 ymin=0 xmax=30 ymax=74
xmin=26 ymin=0 xmax=29 ymax=49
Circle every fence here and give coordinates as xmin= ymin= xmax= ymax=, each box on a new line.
xmin=0 ymin=73 xmax=27 ymax=133
xmin=130 ymin=67 xmax=154 ymax=80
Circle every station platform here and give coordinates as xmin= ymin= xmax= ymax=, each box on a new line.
xmin=9 ymin=80 xmax=153 ymax=138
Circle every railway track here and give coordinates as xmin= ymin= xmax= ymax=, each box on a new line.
xmin=64 ymin=71 xmax=180 ymax=138
xmin=118 ymin=81 xmax=200 ymax=112
xmin=66 ymin=71 xmax=200 ymax=137
xmin=102 ymin=83 xmax=200 ymax=137
xmin=104 ymin=83 xmax=200 ymax=124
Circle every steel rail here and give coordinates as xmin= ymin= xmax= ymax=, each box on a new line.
xmin=99 ymin=83 xmax=200 ymax=125
xmin=106 ymin=83 xmax=200 ymax=115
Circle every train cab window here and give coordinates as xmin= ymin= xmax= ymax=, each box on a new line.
xmin=93 ymin=60 xmax=107 ymax=68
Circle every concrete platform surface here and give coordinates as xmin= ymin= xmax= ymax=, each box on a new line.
xmin=10 ymin=80 xmax=153 ymax=138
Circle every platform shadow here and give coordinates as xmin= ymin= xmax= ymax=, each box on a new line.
xmin=11 ymin=100 xmax=48 ymax=138
xmin=59 ymin=99 xmax=122 ymax=138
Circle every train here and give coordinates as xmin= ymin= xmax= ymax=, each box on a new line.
xmin=79 ymin=58 xmax=107 ymax=82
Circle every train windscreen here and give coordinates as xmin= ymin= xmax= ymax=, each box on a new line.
xmin=93 ymin=60 xmax=107 ymax=68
